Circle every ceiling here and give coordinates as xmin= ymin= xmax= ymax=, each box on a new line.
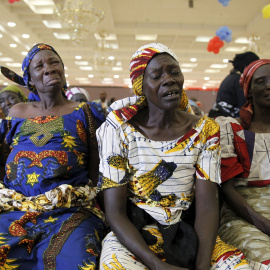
xmin=0 ymin=0 xmax=269 ymax=90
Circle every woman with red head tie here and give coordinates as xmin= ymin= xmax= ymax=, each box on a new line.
xmin=97 ymin=43 xmax=252 ymax=270
xmin=216 ymin=59 xmax=270 ymax=268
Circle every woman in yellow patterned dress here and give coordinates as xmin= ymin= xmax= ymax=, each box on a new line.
xmin=97 ymin=43 xmax=250 ymax=270
xmin=0 ymin=43 xmax=106 ymax=269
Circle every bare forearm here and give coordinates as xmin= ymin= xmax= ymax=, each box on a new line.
xmin=223 ymin=186 xmax=270 ymax=235
xmin=107 ymin=212 xmax=161 ymax=270
xmin=195 ymin=206 xmax=218 ymax=270
xmin=195 ymin=181 xmax=219 ymax=270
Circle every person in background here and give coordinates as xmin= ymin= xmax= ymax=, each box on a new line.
xmin=97 ymin=43 xmax=250 ymax=270
xmin=213 ymin=51 xmax=259 ymax=118
xmin=0 ymin=43 xmax=106 ymax=270
xmin=93 ymin=91 xmax=110 ymax=115
xmin=215 ymin=59 xmax=270 ymax=268
xmin=66 ymin=86 xmax=90 ymax=102
xmin=189 ymin=99 xmax=202 ymax=116
xmin=0 ymin=85 xmax=27 ymax=116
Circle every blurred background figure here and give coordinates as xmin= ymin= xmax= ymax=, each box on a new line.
xmin=189 ymin=99 xmax=203 ymax=116
xmin=212 ymin=51 xmax=259 ymax=118
xmin=65 ymin=87 xmax=90 ymax=102
xmin=93 ymin=91 xmax=110 ymax=115
xmin=0 ymin=85 xmax=27 ymax=116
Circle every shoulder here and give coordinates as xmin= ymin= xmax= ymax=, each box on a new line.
xmin=8 ymin=102 xmax=34 ymax=118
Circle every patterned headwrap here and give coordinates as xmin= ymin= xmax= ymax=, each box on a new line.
xmin=66 ymin=87 xmax=90 ymax=101
xmin=0 ymin=43 xmax=67 ymax=95
xmin=239 ymin=59 xmax=270 ymax=129
xmin=0 ymin=85 xmax=27 ymax=102
xmin=130 ymin=43 xmax=193 ymax=113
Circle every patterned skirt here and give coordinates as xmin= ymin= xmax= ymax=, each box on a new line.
xmin=100 ymin=225 xmax=253 ymax=270
xmin=218 ymin=186 xmax=270 ymax=269
xmin=0 ymin=207 xmax=106 ymax=270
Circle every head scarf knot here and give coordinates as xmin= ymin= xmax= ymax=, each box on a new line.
xmin=129 ymin=43 xmax=193 ymax=113
xmin=239 ymin=59 xmax=270 ymax=129
xmin=0 ymin=43 xmax=66 ymax=95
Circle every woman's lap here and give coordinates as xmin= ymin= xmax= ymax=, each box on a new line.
xmin=0 ymin=207 xmax=105 ymax=270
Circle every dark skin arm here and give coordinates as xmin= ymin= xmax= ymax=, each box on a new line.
xmin=194 ymin=180 xmax=219 ymax=270
xmin=222 ymin=178 xmax=270 ymax=236
xmin=104 ymin=185 xmax=188 ymax=270
xmin=87 ymin=146 xmax=104 ymax=211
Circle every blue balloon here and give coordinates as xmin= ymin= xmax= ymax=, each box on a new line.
xmin=216 ymin=26 xmax=232 ymax=43
xmin=218 ymin=0 xmax=230 ymax=7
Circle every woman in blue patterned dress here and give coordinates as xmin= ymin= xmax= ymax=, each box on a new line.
xmin=0 ymin=43 xmax=106 ymax=269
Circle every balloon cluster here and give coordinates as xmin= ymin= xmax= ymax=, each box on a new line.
xmin=262 ymin=4 xmax=270 ymax=19
xmin=216 ymin=26 xmax=232 ymax=42
xmin=218 ymin=0 xmax=230 ymax=6
xmin=8 ymin=0 xmax=20 ymax=3
xmin=207 ymin=36 xmax=224 ymax=54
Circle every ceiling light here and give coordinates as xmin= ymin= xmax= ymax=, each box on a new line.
xmin=234 ymin=37 xmax=250 ymax=44
xmin=79 ymin=66 xmax=93 ymax=70
xmin=181 ymin=68 xmax=193 ymax=72
xmin=108 ymin=56 xmax=115 ymax=61
xmin=75 ymin=56 xmax=82 ymax=60
xmin=0 ymin=57 xmax=13 ymax=62
xmin=53 ymin=33 xmax=70 ymax=40
xmin=75 ymin=61 xmax=89 ymax=66
xmin=22 ymin=34 xmax=30 ymax=39
xmin=75 ymin=77 xmax=89 ymax=81
xmin=6 ymin=63 xmax=21 ymax=68
xmin=112 ymin=67 xmax=123 ymax=71
xmin=135 ymin=34 xmax=157 ymax=41
xmin=56 ymin=0 xmax=105 ymax=43
xmin=24 ymin=0 xmax=56 ymax=14
xmin=10 ymin=44 xmax=17 ymax=48
xmin=195 ymin=36 xmax=212 ymax=42
xmin=210 ymin=64 xmax=228 ymax=69
xmin=116 ymin=61 xmax=122 ymax=66
xmin=204 ymin=77 xmax=210 ymax=80
xmin=181 ymin=63 xmax=198 ymax=68
xmin=190 ymin=58 xmax=197 ymax=62
xmin=7 ymin=22 xmax=16 ymax=27
xmin=205 ymin=69 xmax=220 ymax=73
xmin=42 ymin=20 xmax=62 ymax=29
xmin=114 ymin=75 xmax=120 ymax=79
xmin=3 ymin=82 xmax=8 ymax=86
xmin=88 ymin=74 xmax=94 ymax=78
xmin=202 ymin=86 xmax=207 ymax=89
xmin=223 ymin=59 xmax=229 ymax=63
xmin=185 ymin=80 xmax=197 ymax=83
xmin=225 ymin=46 xmax=247 ymax=52
xmin=65 ymin=74 xmax=68 ymax=77
xmin=0 ymin=34 xmax=3 ymax=38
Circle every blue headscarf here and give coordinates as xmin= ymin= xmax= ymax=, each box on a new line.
xmin=0 ymin=43 xmax=67 ymax=95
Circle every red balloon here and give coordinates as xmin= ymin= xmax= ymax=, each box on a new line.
xmin=8 ymin=0 xmax=14 ymax=3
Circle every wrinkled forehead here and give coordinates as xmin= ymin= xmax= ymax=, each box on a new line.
xmin=252 ymin=64 xmax=270 ymax=78
xmin=146 ymin=52 xmax=179 ymax=69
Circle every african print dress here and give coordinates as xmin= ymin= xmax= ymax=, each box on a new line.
xmin=216 ymin=116 xmax=270 ymax=270
xmin=0 ymin=102 xmax=106 ymax=270
xmin=97 ymin=97 xmax=250 ymax=270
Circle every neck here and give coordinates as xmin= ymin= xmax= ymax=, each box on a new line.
xmin=146 ymin=105 xmax=180 ymax=128
xmin=37 ymin=91 xmax=68 ymax=110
